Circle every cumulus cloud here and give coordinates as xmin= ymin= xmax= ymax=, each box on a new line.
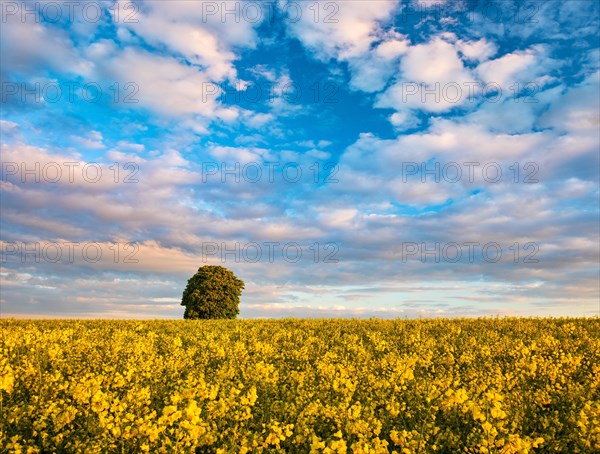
xmin=282 ymin=1 xmax=403 ymax=92
xmin=1 ymin=2 xmax=269 ymax=135
xmin=0 ymin=14 xmax=82 ymax=75
xmin=475 ymin=45 xmax=559 ymax=92
xmin=109 ymin=1 xmax=265 ymax=81
xmin=71 ymin=130 xmax=105 ymax=150
xmin=539 ymin=71 xmax=600 ymax=133
xmin=0 ymin=120 xmax=20 ymax=136
xmin=283 ymin=0 xmax=398 ymax=60
xmin=1 ymin=0 xmax=598 ymax=318
xmin=83 ymin=45 xmax=242 ymax=132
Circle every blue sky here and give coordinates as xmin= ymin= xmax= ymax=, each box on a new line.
xmin=1 ymin=0 xmax=599 ymax=318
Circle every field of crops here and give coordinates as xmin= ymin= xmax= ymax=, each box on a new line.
xmin=1 ymin=318 xmax=599 ymax=453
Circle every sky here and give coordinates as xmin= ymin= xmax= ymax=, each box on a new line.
xmin=0 ymin=0 xmax=599 ymax=319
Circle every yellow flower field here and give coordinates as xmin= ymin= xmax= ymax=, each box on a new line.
xmin=1 ymin=318 xmax=599 ymax=453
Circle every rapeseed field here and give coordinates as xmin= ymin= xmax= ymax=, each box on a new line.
xmin=1 ymin=318 xmax=598 ymax=453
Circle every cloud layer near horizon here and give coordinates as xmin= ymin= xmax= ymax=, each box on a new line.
xmin=1 ymin=0 xmax=599 ymax=318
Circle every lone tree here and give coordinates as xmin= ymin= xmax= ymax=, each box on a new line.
xmin=181 ymin=265 xmax=245 ymax=319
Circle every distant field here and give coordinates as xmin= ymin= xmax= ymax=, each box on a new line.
xmin=1 ymin=318 xmax=599 ymax=453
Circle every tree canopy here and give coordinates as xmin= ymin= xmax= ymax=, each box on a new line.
xmin=181 ymin=265 xmax=244 ymax=319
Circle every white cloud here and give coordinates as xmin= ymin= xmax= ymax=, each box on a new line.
xmin=0 ymin=120 xmax=20 ymax=135
xmin=375 ymin=38 xmax=410 ymax=59
xmin=475 ymin=45 xmax=558 ymax=93
xmin=376 ymin=36 xmax=478 ymax=113
xmin=0 ymin=15 xmax=84 ymax=75
xmin=539 ymin=71 xmax=600 ymax=133
xmin=317 ymin=209 xmax=358 ymax=228
xmin=389 ymin=111 xmax=421 ymax=131
xmin=455 ymin=38 xmax=497 ymax=63
xmin=284 ymin=0 xmax=399 ymax=61
xmin=243 ymin=112 xmax=275 ymax=129
xmin=401 ymin=37 xmax=469 ymax=85
xmin=282 ymin=0 xmax=404 ymax=93
xmin=71 ymin=130 xmax=105 ymax=150
xmin=306 ymin=149 xmax=331 ymax=160
xmin=208 ymin=145 xmax=269 ymax=164
xmin=88 ymin=46 xmax=238 ymax=131
xmin=115 ymin=141 xmax=145 ymax=153
xmin=110 ymin=1 xmax=263 ymax=83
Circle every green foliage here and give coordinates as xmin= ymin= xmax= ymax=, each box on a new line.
xmin=181 ymin=265 xmax=244 ymax=319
